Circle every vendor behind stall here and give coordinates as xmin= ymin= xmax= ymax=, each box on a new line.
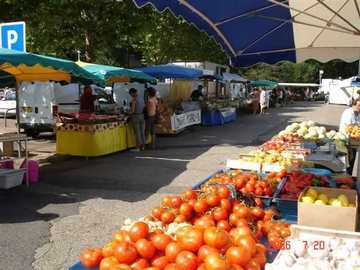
xmin=80 ymin=85 xmax=97 ymax=113
xmin=339 ymin=97 xmax=360 ymax=174
xmin=129 ymin=88 xmax=146 ymax=151
xmin=191 ymin=85 xmax=204 ymax=101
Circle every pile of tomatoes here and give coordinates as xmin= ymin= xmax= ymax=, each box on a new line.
xmin=79 ymin=182 xmax=291 ymax=270
xmin=205 ymin=171 xmax=281 ymax=198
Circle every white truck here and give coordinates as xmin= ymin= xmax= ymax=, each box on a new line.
xmin=18 ymin=81 xmax=117 ymax=136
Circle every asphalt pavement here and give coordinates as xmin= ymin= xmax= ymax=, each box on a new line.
xmin=0 ymin=102 xmax=346 ymax=270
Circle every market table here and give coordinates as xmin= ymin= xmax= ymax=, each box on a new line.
xmin=56 ymin=121 xmax=148 ymax=157
xmin=202 ymin=107 xmax=237 ymax=126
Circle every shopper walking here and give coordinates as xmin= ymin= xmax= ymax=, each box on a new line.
xmin=259 ymin=88 xmax=267 ymax=114
xmin=129 ymin=88 xmax=146 ymax=151
xmin=146 ymin=87 xmax=158 ymax=149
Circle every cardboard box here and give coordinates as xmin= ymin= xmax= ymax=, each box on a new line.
xmin=298 ymin=187 xmax=358 ymax=231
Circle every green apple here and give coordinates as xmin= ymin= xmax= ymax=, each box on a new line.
xmin=306 ymin=188 xmax=318 ymax=199
xmin=330 ymin=199 xmax=343 ymax=207
xmin=314 ymin=200 xmax=327 ymax=205
xmin=337 ymin=194 xmax=349 ymax=207
xmin=302 ymin=196 xmax=315 ymax=204
xmin=317 ymin=194 xmax=329 ymax=204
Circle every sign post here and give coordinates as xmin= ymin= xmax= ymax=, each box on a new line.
xmin=0 ymin=21 xmax=26 ymax=52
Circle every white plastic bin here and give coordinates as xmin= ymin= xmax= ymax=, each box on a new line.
xmin=0 ymin=169 xmax=25 ymax=189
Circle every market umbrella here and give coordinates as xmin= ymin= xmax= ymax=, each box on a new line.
xmin=76 ymin=61 xmax=157 ymax=84
xmin=138 ymin=64 xmax=203 ymax=79
xmin=0 ymin=48 xmax=103 ymax=85
xmin=250 ymin=80 xmax=278 ymax=89
xmin=133 ymin=0 xmax=360 ymax=67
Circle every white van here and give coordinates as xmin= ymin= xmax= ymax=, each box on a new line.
xmin=18 ymin=81 xmax=80 ymax=136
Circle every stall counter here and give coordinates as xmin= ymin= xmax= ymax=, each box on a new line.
xmin=56 ymin=121 xmax=148 ymax=157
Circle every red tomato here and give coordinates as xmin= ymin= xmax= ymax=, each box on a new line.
xmin=170 ymin=196 xmax=183 ymax=208
xmin=203 ymin=227 xmax=230 ymax=250
xmin=109 ymin=264 xmax=132 ymax=270
xmin=114 ymin=241 xmax=138 ymax=264
xmin=165 ymin=242 xmax=183 ymax=262
xmin=113 ymin=230 xmax=132 ymax=243
xmin=228 ymin=213 xmax=238 ymax=226
xmin=176 ymin=226 xmax=204 ymax=252
xmin=80 ymin=248 xmax=103 ymax=268
xmin=131 ymin=258 xmax=150 ymax=270
xmin=175 ymin=214 xmax=188 ymax=223
xmin=217 ymin=220 xmax=231 ymax=232
xmin=100 ymin=256 xmax=119 ymax=270
xmin=184 ymin=190 xmax=198 ymax=200
xmin=213 ymin=207 xmax=228 ymax=221
xmin=197 ymin=263 xmax=207 ymax=270
xmin=254 ymin=188 xmax=263 ymax=196
xmin=251 ymin=207 xmax=265 ymax=220
xmin=235 ymin=206 xmax=250 ymax=219
xmin=135 ymin=239 xmax=156 ymax=259
xmin=220 ymin=198 xmax=232 ymax=211
xmin=194 ymin=216 xmax=216 ymax=231
xmin=204 ymin=253 xmax=231 ymax=270
xmin=164 ymin=264 xmax=177 ymax=270
xmin=225 ymin=246 xmax=252 ymax=266
xmin=245 ymin=183 xmax=255 ymax=193
xmin=236 ymin=218 xmax=249 ymax=228
xmin=217 ymin=186 xmax=231 ymax=199
xmin=161 ymin=211 xmax=175 ymax=224
xmin=152 ymin=207 xmax=164 ymax=220
xmin=130 ymin=222 xmax=149 ymax=242
xmin=151 ymin=256 xmax=169 ymax=270
xmin=206 ymin=194 xmax=221 ymax=207
xmin=263 ymin=210 xmax=274 ymax=221
xmin=244 ymin=259 xmax=261 ymax=270
xmin=152 ymin=233 xmax=172 ymax=251
xmin=194 ymin=200 xmax=209 ymax=214
xmin=197 ymin=245 xmax=219 ymax=262
xmin=253 ymin=252 xmax=266 ymax=268
xmin=235 ymin=235 xmax=256 ymax=256
xmin=254 ymin=198 xmax=263 ymax=208
xmin=162 ymin=196 xmax=172 ymax=206
xmin=176 ymin=251 xmax=198 ymax=270
xmin=179 ymin=203 xmax=193 ymax=218
xmin=102 ymin=241 xmax=118 ymax=258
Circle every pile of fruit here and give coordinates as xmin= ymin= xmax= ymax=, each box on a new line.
xmin=204 ymin=170 xmax=282 ymax=198
xmin=278 ymin=121 xmax=346 ymax=142
xmin=345 ymin=125 xmax=360 ymax=140
xmin=301 ymin=188 xmax=355 ymax=207
xmin=79 ymin=182 xmax=292 ymax=270
xmin=278 ymin=171 xmax=329 ymax=200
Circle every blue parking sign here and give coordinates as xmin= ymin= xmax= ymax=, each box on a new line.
xmin=0 ymin=22 xmax=26 ymax=52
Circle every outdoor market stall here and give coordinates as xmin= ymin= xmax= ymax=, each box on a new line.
xmin=0 ymin=48 xmax=102 ymax=187
xmin=70 ymin=119 xmax=360 ymax=270
xmin=139 ymin=64 xmax=203 ymax=134
xmin=55 ymin=62 xmax=157 ymax=157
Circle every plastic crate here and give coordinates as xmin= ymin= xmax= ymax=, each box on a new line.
xmin=0 ymin=169 xmax=25 ymax=189
xmin=191 ymin=169 xmax=226 ymax=190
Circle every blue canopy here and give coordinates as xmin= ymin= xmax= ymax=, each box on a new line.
xmin=138 ymin=64 xmax=203 ymax=79
xmin=133 ymin=1 xmax=360 ymax=67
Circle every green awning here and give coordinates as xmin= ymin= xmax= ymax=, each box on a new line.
xmin=250 ymin=80 xmax=278 ymax=89
xmin=77 ymin=61 xmax=157 ymax=84
xmin=0 ymin=48 xmax=103 ymax=85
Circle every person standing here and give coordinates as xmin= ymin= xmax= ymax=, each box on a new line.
xmin=146 ymin=87 xmax=158 ymax=149
xmin=129 ymin=88 xmax=146 ymax=151
xmin=259 ymin=88 xmax=267 ymax=114
xmin=191 ymin=85 xmax=204 ymax=101
xmin=80 ymin=85 xmax=97 ymax=113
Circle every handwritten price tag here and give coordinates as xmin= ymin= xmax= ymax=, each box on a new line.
xmin=281 ymin=240 xmax=325 ymax=250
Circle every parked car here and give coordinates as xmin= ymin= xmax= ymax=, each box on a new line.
xmin=0 ymin=89 xmax=16 ymax=117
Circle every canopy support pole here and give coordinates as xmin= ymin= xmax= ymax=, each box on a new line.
xmin=15 ymin=82 xmax=21 ymax=135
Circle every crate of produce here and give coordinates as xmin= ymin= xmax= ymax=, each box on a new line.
xmin=273 ymin=170 xmax=334 ymax=219
xmin=0 ymin=169 xmax=25 ymax=189
xmin=298 ymin=187 xmax=358 ymax=231
xmin=265 ymin=224 xmax=360 ymax=270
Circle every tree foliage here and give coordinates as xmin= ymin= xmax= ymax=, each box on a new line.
xmin=0 ymin=0 xmax=358 ymax=81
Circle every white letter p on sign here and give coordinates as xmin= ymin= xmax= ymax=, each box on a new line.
xmin=7 ymin=30 xmax=18 ymax=49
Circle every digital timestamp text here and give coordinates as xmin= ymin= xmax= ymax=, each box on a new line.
xmin=281 ymin=240 xmax=326 ymax=250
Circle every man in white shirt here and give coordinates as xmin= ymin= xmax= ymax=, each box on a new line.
xmin=339 ymin=97 xmax=360 ymax=133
